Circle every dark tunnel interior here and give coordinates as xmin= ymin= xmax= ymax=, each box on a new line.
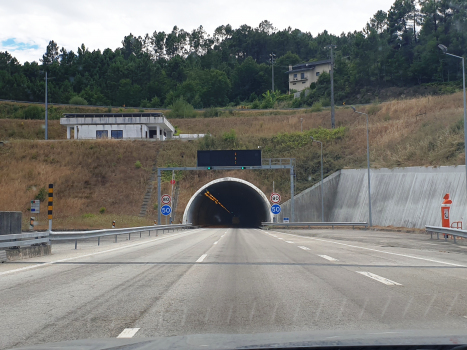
xmin=186 ymin=181 xmax=270 ymax=227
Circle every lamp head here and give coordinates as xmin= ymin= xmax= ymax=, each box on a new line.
xmin=438 ymin=44 xmax=448 ymax=53
xmin=310 ymin=136 xmax=314 ymax=142
xmin=351 ymin=106 xmax=356 ymax=112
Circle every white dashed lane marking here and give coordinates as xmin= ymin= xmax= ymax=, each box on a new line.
xmin=285 ymin=241 xmax=294 ymax=244
xmin=213 ymin=241 xmax=218 ymax=245
xmin=196 ymin=254 xmax=207 ymax=263
xmin=298 ymin=246 xmax=311 ymax=251
xmin=356 ymin=271 xmax=402 ymax=286
xmin=318 ymin=255 xmax=338 ymax=262
xmin=117 ymin=328 xmax=140 ymax=338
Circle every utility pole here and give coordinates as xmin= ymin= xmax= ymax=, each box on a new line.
xmin=45 ymin=71 xmax=48 ymax=140
xmin=269 ymin=53 xmax=276 ymax=92
xmin=325 ymin=45 xmax=337 ymax=129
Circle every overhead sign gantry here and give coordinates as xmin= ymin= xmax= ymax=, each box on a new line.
xmin=156 ymin=150 xmax=295 ymax=224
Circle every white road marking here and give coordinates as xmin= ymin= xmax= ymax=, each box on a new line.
xmin=0 ymin=228 xmax=204 ymax=276
xmin=277 ymin=238 xmax=284 ymax=240
xmin=356 ymin=271 xmax=402 ymax=286
xmin=318 ymin=254 xmax=338 ymax=261
xmin=265 ymin=230 xmax=467 ymax=268
xmin=117 ymin=328 xmax=140 ymax=338
xmin=298 ymin=246 xmax=311 ymax=251
xmin=285 ymin=241 xmax=294 ymax=244
xmin=196 ymin=254 xmax=207 ymax=263
xmin=213 ymin=241 xmax=218 ymax=245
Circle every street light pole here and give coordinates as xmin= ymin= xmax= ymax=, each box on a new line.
xmin=311 ymin=137 xmax=324 ymax=222
xmin=325 ymin=44 xmax=337 ymax=129
xmin=269 ymin=53 xmax=276 ymax=92
xmin=438 ymin=44 xmax=467 ymax=204
xmin=351 ymin=106 xmax=372 ymax=227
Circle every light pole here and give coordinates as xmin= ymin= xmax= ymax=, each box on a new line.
xmin=311 ymin=136 xmax=324 ymax=222
xmin=269 ymin=53 xmax=276 ymax=92
xmin=45 ymin=71 xmax=48 ymax=140
xmin=438 ymin=44 xmax=467 ymax=202
xmin=351 ymin=106 xmax=372 ymax=227
xmin=325 ymin=44 xmax=337 ymax=129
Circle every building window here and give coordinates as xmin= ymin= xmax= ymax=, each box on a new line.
xmin=293 ymin=83 xmax=296 ymax=85
xmin=301 ymin=73 xmax=305 ymax=79
xmin=302 ymin=81 xmax=305 ymax=84
xmin=111 ymin=130 xmax=123 ymax=139
xmin=293 ymin=73 xmax=297 ymax=79
xmin=316 ymin=72 xmax=320 ymax=77
xmin=96 ymin=130 xmax=108 ymax=139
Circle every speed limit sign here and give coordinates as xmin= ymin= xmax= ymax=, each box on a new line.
xmin=270 ymin=193 xmax=281 ymax=203
xmin=161 ymin=194 xmax=171 ymax=205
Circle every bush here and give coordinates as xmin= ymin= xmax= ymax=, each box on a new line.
xmin=168 ymin=97 xmax=197 ymax=118
xmin=23 ymin=106 xmax=43 ymax=120
xmin=69 ymin=96 xmax=88 ymax=105
xmin=153 ymin=203 xmax=158 ymax=210
xmin=222 ymin=129 xmax=236 ymax=142
xmin=367 ymin=103 xmax=381 ymax=115
xmin=82 ymin=213 xmax=96 ymax=219
xmin=135 ymin=160 xmax=142 ymax=168
xmin=251 ymin=100 xmax=260 ymax=109
xmin=310 ymin=102 xmax=323 ymax=113
xmin=99 ymin=207 xmax=106 ymax=214
xmin=35 ymin=187 xmax=47 ymax=201
xmin=204 ymin=107 xmax=220 ymax=118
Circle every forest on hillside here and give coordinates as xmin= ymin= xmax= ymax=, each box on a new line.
xmin=0 ymin=0 xmax=466 ymax=110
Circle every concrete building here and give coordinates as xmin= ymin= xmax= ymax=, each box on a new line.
xmin=60 ymin=112 xmax=175 ymax=140
xmin=287 ymin=59 xmax=332 ymax=93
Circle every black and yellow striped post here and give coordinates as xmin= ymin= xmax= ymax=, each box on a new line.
xmin=48 ymin=184 xmax=53 ymax=232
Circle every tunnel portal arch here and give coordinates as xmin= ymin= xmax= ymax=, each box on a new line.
xmin=183 ymin=177 xmax=272 ymax=227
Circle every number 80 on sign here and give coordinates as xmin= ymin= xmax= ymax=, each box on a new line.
xmin=270 ymin=193 xmax=281 ymax=203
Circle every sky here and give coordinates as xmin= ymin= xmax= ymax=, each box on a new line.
xmin=0 ymin=0 xmax=396 ymax=63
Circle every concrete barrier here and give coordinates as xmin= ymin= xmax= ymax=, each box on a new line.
xmin=0 ymin=212 xmax=22 ymax=235
xmin=6 ymin=245 xmax=51 ymax=261
xmin=279 ymin=166 xmax=467 ymax=229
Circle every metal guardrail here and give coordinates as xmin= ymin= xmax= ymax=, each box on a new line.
xmin=261 ymin=222 xmax=369 ymax=229
xmin=0 ymin=231 xmax=50 ymax=249
xmin=425 ymin=226 xmax=467 ymax=243
xmin=50 ymin=224 xmax=194 ymax=249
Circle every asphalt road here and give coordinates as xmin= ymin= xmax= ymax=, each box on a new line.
xmin=2 ymin=227 xmax=467 ymax=350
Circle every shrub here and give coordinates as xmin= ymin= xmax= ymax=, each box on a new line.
xmin=367 ymin=103 xmax=381 ymax=115
xmin=82 ymin=213 xmax=96 ymax=219
xmin=69 ymin=96 xmax=88 ymax=105
xmin=99 ymin=207 xmax=106 ymax=214
xmin=135 ymin=160 xmax=142 ymax=168
xmin=204 ymin=107 xmax=220 ymax=118
xmin=168 ymin=97 xmax=197 ymax=118
xmin=222 ymin=129 xmax=236 ymax=142
xmin=23 ymin=106 xmax=43 ymax=120
xmin=251 ymin=100 xmax=260 ymax=109
xmin=35 ymin=187 xmax=47 ymax=201
xmin=153 ymin=203 xmax=158 ymax=210
xmin=310 ymin=102 xmax=323 ymax=113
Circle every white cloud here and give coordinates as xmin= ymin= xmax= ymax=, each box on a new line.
xmin=0 ymin=0 xmax=395 ymax=63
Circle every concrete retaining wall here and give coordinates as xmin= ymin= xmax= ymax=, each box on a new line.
xmin=6 ymin=244 xmax=51 ymax=261
xmin=279 ymin=166 xmax=467 ymax=228
xmin=0 ymin=212 xmax=22 ymax=235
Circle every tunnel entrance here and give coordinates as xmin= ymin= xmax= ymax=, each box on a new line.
xmin=183 ymin=178 xmax=271 ymax=227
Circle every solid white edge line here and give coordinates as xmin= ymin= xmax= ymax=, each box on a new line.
xmin=356 ymin=271 xmax=402 ymax=286
xmin=117 ymin=328 xmax=140 ymax=338
xmin=0 ymin=228 xmax=204 ymax=276
xmin=196 ymin=254 xmax=207 ymax=263
xmin=260 ymin=229 xmax=467 ymax=268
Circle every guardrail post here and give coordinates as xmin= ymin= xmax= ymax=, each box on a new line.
xmin=115 ymin=235 xmax=117 ymax=243
xmin=149 ymin=230 xmax=150 ymax=236
xmin=98 ymin=236 xmax=100 ymax=246
xmin=454 ymin=235 xmax=457 ymax=243
xmin=437 ymin=232 xmax=439 ymax=239
xmin=75 ymin=240 xmax=77 ymax=250
xmin=140 ymin=231 xmax=142 ymax=238
xmin=129 ymin=233 xmax=131 ymax=240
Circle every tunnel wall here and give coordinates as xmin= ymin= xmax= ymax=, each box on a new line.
xmin=183 ymin=177 xmax=272 ymax=225
xmin=279 ymin=166 xmax=467 ymax=228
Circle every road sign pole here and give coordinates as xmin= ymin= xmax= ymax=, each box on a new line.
xmin=290 ymin=166 xmax=294 ymax=222
xmin=157 ymin=169 xmax=161 ymax=225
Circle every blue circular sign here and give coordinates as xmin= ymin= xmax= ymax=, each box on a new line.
xmin=271 ymin=204 xmax=281 ymax=215
xmin=161 ymin=205 xmax=172 ymax=216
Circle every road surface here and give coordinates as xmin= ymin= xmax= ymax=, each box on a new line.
xmin=1 ymin=228 xmax=467 ymax=349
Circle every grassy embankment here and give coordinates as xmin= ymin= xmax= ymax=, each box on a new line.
xmin=0 ymin=92 xmax=465 ymax=230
